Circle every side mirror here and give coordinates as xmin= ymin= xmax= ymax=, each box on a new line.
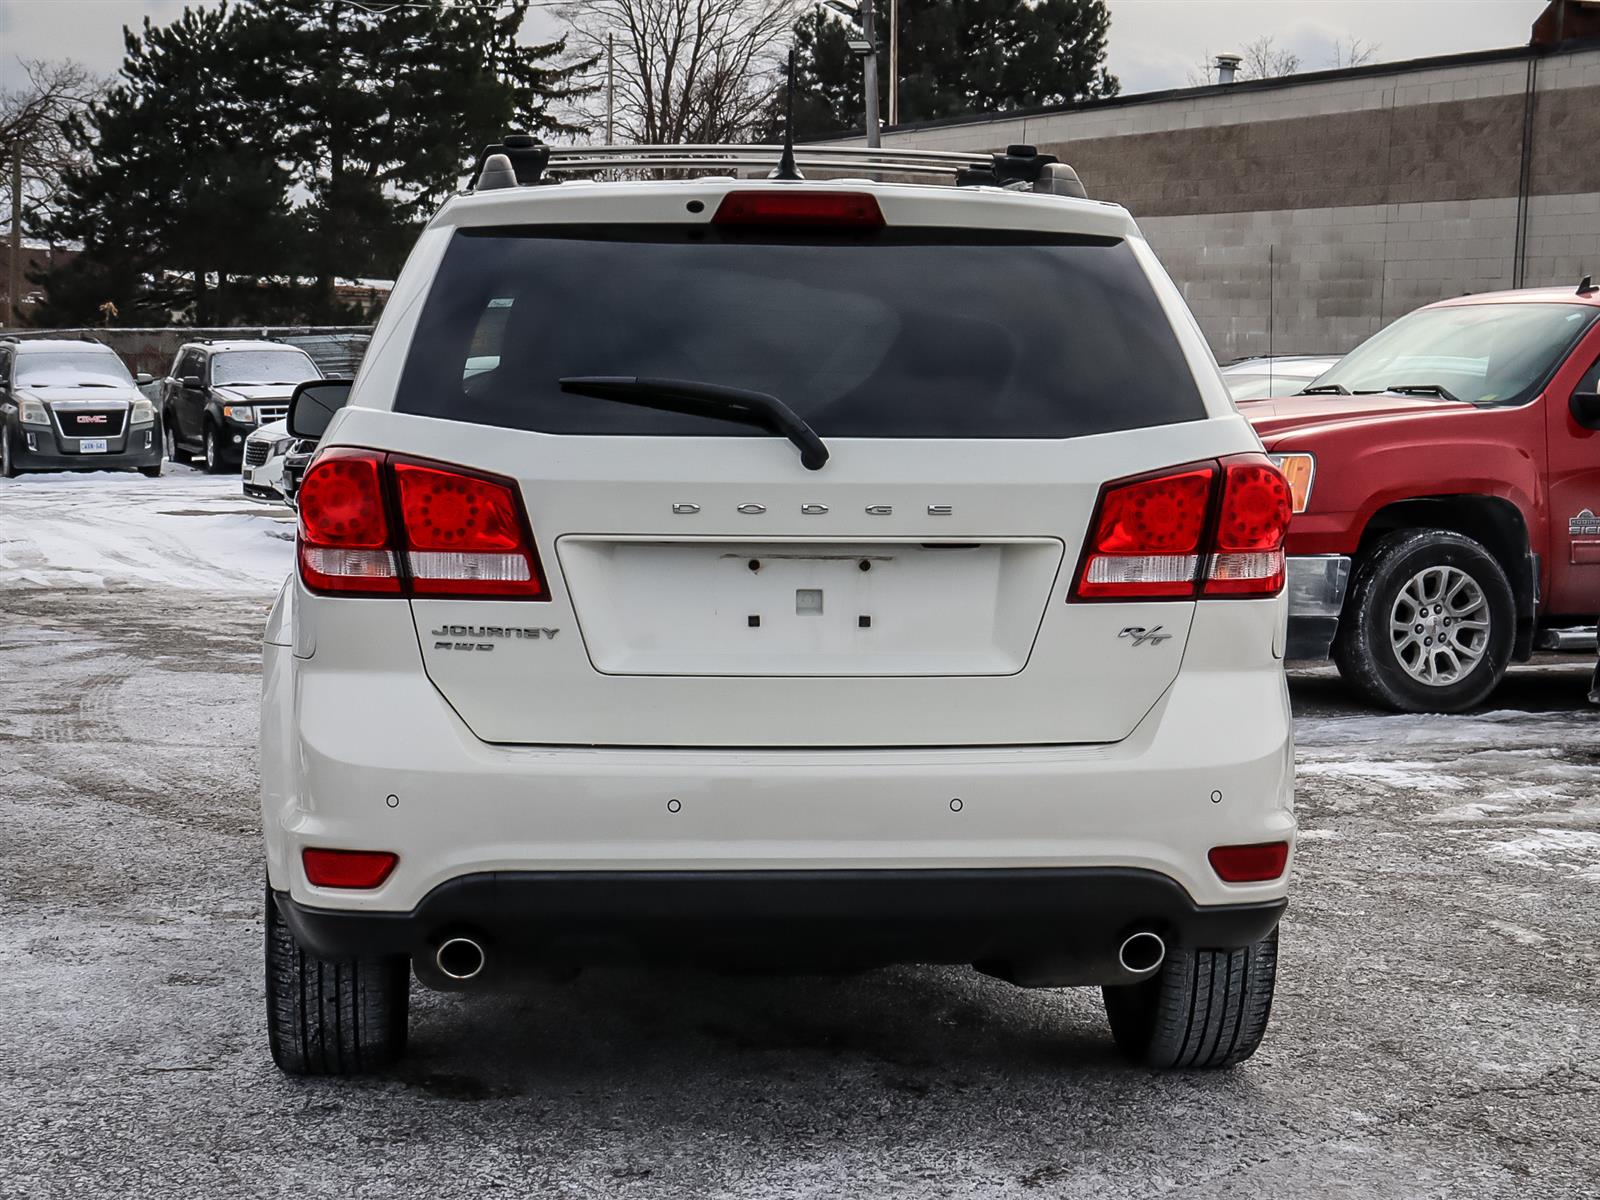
xmin=1571 ymin=391 xmax=1600 ymax=431
xmin=180 ymin=374 xmax=202 ymax=390
xmin=288 ymin=379 xmax=354 ymax=440
xmin=135 ymin=372 xmax=154 ymax=386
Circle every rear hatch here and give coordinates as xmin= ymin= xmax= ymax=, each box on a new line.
xmin=360 ymin=192 xmax=1232 ymax=747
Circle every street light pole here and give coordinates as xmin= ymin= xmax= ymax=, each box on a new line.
xmin=861 ymin=1 xmax=880 ymax=147
xmin=887 ymin=0 xmax=898 ymax=128
xmin=605 ymin=32 xmax=616 ymax=144
xmin=5 ymin=144 xmax=21 ymax=329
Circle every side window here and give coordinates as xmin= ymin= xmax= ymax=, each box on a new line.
xmin=0 ymin=348 xmax=11 ymax=391
xmin=1580 ymin=354 xmax=1600 ymax=394
xmin=177 ymin=350 xmax=202 ymax=382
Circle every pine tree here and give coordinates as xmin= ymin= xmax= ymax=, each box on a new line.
xmin=781 ymin=0 xmax=1119 ymax=140
xmin=36 ymin=0 xmax=593 ymax=325
xmin=34 ymin=3 xmax=297 ymax=325
xmin=268 ymin=0 xmax=594 ymax=311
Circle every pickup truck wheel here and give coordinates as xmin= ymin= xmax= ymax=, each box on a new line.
xmin=265 ymin=887 xmax=409 ymax=1075
xmin=1102 ymin=929 xmax=1278 ymax=1069
xmin=1335 ymin=529 xmax=1513 ymax=713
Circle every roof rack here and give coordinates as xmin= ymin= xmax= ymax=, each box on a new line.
xmin=466 ymin=138 xmax=1087 ymax=199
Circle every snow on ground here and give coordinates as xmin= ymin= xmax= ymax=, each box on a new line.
xmin=1293 ymin=693 xmax=1600 ymax=879
xmin=0 ymin=467 xmax=294 ymax=592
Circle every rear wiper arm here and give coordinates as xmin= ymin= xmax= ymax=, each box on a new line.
xmin=1385 ymin=383 xmax=1461 ymax=402
xmin=559 ymin=376 xmax=829 ymax=471
xmin=1296 ymin=383 xmax=1350 ymax=396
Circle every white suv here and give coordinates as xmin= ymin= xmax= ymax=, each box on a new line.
xmin=260 ymin=141 xmax=1295 ymax=1076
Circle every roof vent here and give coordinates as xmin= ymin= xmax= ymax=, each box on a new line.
xmin=1214 ymin=54 xmax=1242 ymax=85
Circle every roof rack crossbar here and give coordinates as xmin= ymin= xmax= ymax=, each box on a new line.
xmin=465 ymin=140 xmax=1087 ymax=198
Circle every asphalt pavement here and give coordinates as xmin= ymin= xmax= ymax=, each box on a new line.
xmin=1 ymin=472 xmax=1597 ymax=1199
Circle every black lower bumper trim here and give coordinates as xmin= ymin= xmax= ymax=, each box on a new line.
xmin=277 ymin=868 xmax=1287 ymax=989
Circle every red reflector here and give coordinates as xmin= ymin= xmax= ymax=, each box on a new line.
xmin=392 ymin=459 xmax=546 ymax=598
xmin=1208 ymin=841 xmax=1290 ymax=883
xmin=303 ymin=848 xmax=399 ymax=889
xmin=297 ymin=449 xmax=400 ymax=595
xmin=713 ymin=190 xmax=885 ymax=228
xmin=1202 ymin=457 xmax=1291 ymax=597
xmin=1074 ymin=466 xmax=1215 ymax=599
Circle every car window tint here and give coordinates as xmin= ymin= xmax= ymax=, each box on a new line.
xmin=395 ymin=226 xmax=1205 ymax=440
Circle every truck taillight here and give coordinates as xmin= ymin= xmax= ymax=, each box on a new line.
xmin=1071 ymin=455 xmax=1290 ymax=601
xmin=297 ymin=451 xmax=548 ymax=600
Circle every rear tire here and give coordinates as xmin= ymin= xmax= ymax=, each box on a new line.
xmin=1102 ymin=929 xmax=1278 ymax=1069
xmin=265 ymin=887 xmax=409 ymax=1076
xmin=1334 ymin=529 xmax=1513 ymax=713
xmin=138 ymin=464 xmax=162 ymax=478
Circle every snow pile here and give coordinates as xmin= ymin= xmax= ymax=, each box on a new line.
xmin=0 ymin=468 xmax=294 ymax=593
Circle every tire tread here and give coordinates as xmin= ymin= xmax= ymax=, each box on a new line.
xmin=265 ymin=887 xmax=408 ymax=1075
xmin=1103 ymin=929 xmax=1278 ymax=1070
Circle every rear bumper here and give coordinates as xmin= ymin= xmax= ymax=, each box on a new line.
xmin=276 ymin=868 xmax=1288 ymax=989
xmin=261 ymin=599 xmax=1296 ymax=916
xmin=1285 ymin=554 xmax=1351 ymax=660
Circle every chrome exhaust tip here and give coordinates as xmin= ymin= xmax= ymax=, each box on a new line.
xmin=1117 ymin=931 xmax=1167 ymax=975
xmin=435 ymin=936 xmax=486 ymax=981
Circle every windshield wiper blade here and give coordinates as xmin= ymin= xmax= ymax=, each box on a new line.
xmin=1296 ymin=383 xmax=1350 ymax=395
xmin=1385 ymin=383 xmax=1462 ymax=402
xmin=558 ymin=376 xmax=830 ymax=471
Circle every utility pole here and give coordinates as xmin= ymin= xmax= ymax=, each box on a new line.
xmin=861 ymin=1 xmax=880 ymax=147
xmin=887 ymin=0 xmax=899 ymax=128
xmin=604 ymin=32 xmax=616 ymax=144
xmin=5 ymin=145 xmax=21 ymax=329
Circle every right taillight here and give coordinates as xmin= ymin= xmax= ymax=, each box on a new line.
xmin=297 ymin=450 xmax=548 ymax=599
xmin=1071 ymin=455 xmax=1290 ymax=601
xmin=1202 ymin=458 xmax=1291 ymax=597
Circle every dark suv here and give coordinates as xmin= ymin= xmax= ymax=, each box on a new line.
xmin=0 ymin=337 xmax=161 ymax=477
xmin=160 ymin=340 xmax=321 ymax=472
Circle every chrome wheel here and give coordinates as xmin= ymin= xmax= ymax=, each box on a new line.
xmin=204 ymin=429 xmax=217 ymax=471
xmin=1388 ymin=565 xmax=1490 ymax=686
xmin=164 ymin=424 xmax=176 ymax=461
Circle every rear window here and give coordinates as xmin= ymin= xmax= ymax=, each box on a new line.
xmin=395 ymin=226 xmax=1204 ymax=439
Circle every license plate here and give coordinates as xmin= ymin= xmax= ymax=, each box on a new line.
xmin=79 ymin=439 xmax=108 ymax=453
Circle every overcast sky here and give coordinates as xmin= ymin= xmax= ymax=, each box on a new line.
xmin=0 ymin=0 xmax=1545 ymax=99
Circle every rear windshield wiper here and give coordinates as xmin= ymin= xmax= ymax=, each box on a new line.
xmin=558 ymin=376 xmax=829 ymax=471
xmin=1296 ymin=383 xmax=1350 ymax=396
xmin=1385 ymin=383 xmax=1462 ymax=402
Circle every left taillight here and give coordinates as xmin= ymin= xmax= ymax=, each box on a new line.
xmin=297 ymin=448 xmax=400 ymax=595
xmin=1071 ymin=454 xmax=1291 ymax=601
xmin=297 ymin=450 xmax=548 ymax=600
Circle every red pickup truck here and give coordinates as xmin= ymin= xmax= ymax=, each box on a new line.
xmin=1242 ymin=283 xmax=1600 ymax=712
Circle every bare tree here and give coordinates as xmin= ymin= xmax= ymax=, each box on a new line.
xmin=1239 ymin=35 xmax=1301 ymax=79
xmin=2 ymin=59 xmax=100 ymax=235
xmin=1188 ymin=36 xmax=1303 ymax=86
xmin=1328 ymin=36 xmax=1379 ymax=70
xmin=556 ymin=0 xmax=793 ymax=143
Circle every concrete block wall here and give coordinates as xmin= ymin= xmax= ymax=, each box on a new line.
xmin=823 ymin=42 xmax=1600 ymax=361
